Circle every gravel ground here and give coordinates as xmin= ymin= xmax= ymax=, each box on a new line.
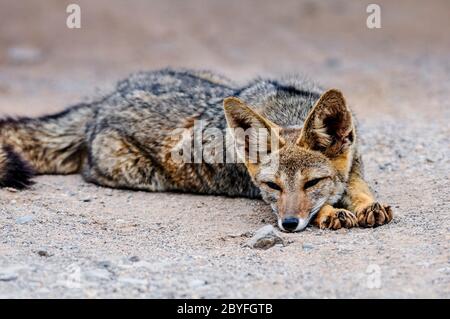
xmin=0 ymin=0 xmax=449 ymax=298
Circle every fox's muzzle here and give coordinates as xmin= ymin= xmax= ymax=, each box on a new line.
xmin=279 ymin=216 xmax=310 ymax=232
xmin=281 ymin=217 xmax=299 ymax=231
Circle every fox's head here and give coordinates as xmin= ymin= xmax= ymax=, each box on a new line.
xmin=224 ymin=89 xmax=355 ymax=232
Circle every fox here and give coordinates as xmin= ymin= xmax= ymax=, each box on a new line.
xmin=0 ymin=68 xmax=392 ymax=232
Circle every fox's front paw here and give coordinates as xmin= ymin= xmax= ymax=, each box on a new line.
xmin=314 ymin=208 xmax=358 ymax=230
xmin=357 ymin=202 xmax=393 ymax=227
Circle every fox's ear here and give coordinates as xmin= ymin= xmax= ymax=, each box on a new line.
xmin=297 ymin=89 xmax=354 ymax=157
xmin=223 ymin=97 xmax=285 ymax=164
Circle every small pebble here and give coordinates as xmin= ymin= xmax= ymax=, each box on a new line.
xmin=16 ymin=215 xmax=33 ymax=224
xmin=129 ymin=256 xmax=140 ymax=263
xmin=245 ymin=225 xmax=285 ymax=250
xmin=37 ymin=250 xmax=50 ymax=257
xmin=98 ymin=261 xmax=112 ymax=268
xmin=0 ymin=271 xmax=18 ymax=282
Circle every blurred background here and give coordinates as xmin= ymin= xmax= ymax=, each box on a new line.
xmin=0 ymin=0 xmax=449 ymax=119
xmin=0 ymin=1 xmax=449 ymax=298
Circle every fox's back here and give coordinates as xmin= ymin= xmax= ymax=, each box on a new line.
xmin=83 ymin=69 xmax=324 ymax=195
xmin=95 ymin=69 xmax=323 ymax=131
xmin=0 ymin=68 xmax=325 ymax=195
xmin=103 ymin=69 xmax=236 ymax=127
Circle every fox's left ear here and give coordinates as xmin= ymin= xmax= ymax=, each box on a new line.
xmin=297 ymin=89 xmax=354 ymax=157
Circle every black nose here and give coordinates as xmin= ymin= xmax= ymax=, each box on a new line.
xmin=282 ymin=217 xmax=299 ymax=232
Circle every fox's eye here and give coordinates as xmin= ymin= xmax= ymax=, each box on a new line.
xmin=304 ymin=178 xmax=323 ymax=189
xmin=264 ymin=182 xmax=281 ymax=191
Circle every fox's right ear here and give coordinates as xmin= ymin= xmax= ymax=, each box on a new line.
xmin=223 ymin=97 xmax=285 ymax=165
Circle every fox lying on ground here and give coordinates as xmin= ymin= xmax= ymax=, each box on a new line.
xmin=0 ymin=68 xmax=392 ymax=232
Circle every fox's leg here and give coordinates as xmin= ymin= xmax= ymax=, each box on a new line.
xmin=313 ymin=204 xmax=358 ymax=230
xmin=342 ymin=160 xmax=393 ymax=227
xmin=82 ymin=129 xmax=168 ymax=191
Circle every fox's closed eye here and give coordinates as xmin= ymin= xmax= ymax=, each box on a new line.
xmin=304 ymin=177 xmax=326 ymax=189
xmin=264 ymin=181 xmax=281 ymax=191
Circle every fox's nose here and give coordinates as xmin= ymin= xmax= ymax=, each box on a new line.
xmin=282 ymin=217 xmax=299 ymax=232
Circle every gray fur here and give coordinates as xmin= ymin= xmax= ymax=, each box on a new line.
xmin=1 ymin=68 xmax=322 ymax=197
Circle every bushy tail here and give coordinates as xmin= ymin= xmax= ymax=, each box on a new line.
xmin=0 ymin=103 xmax=94 ymax=189
xmin=0 ymin=145 xmax=34 ymax=189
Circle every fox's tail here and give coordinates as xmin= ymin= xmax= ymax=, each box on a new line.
xmin=0 ymin=103 xmax=94 ymax=189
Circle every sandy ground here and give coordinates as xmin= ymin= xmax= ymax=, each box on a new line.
xmin=0 ymin=0 xmax=449 ymax=298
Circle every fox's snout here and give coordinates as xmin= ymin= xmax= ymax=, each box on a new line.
xmin=278 ymin=215 xmax=311 ymax=232
xmin=277 ymin=193 xmax=314 ymax=232
xmin=280 ymin=217 xmax=299 ymax=231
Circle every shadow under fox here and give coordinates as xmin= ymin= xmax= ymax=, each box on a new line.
xmin=0 ymin=68 xmax=392 ymax=232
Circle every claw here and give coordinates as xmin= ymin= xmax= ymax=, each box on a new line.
xmin=316 ymin=209 xmax=357 ymax=230
xmin=357 ymin=202 xmax=394 ymax=228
